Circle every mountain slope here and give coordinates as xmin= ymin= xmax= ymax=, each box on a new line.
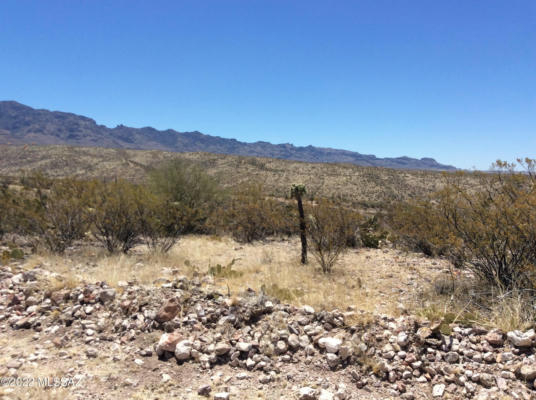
xmin=0 ymin=101 xmax=455 ymax=170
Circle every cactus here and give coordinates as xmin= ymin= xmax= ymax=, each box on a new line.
xmin=291 ymin=184 xmax=307 ymax=264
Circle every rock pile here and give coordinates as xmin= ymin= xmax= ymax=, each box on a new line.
xmin=1 ymin=262 xmax=535 ymax=399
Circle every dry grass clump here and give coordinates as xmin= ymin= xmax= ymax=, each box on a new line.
xmin=414 ymin=272 xmax=536 ymax=332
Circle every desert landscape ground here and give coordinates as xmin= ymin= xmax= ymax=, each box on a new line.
xmin=0 ymin=145 xmax=535 ymax=400
xmin=2 ymin=2 xmax=534 ymax=399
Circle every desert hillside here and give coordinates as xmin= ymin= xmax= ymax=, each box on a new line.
xmin=0 ymin=144 xmax=455 ymax=207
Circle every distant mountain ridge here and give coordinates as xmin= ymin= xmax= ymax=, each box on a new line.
xmin=0 ymin=101 xmax=455 ymax=170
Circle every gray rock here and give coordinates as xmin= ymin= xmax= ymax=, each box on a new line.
xmin=215 ymin=342 xmax=231 ymax=355
xmin=445 ymin=351 xmax=460 ymax=363
xmin=197 ymin=384 xmax=211 ymax=397
xmin=288 ymin=334 xmax=300 ymax=348
xmin=479 ymin=373 xmax=495 ymax=388
xmin=507 ymin=330 xmax=535 ymax=347
xmin=518 ymin=364 xmax=536 ymax=381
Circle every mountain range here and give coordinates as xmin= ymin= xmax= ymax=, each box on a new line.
xmin=0 ymin=101 xmax=455 ymax=170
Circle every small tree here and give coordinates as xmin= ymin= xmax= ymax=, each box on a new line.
xmin=148 ymin=159 xmax=222 ymax=233
xmin=90 ymin=179 xmax=143 ymax=254
xmin=135 ymin=190 xmax=182 ymax=253
xmin=291 ymin=184 xmax=307 ymax=264
xmin=308 ymin=200 xmax=355 ymax=273
xmin=222 ymin=183 xmax=286 ymax=243
xmin=17 ymin=174 xmax=92 ymax=253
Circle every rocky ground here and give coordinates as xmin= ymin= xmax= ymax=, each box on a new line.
xmin=1 ymin=255 xmax=536 ymax=400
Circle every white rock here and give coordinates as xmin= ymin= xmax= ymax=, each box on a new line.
xmin=236 ymin=342 xmax=252 ymax=352
xmin=432 ymin=384 xmax=445 ymax=397
xmin=215 ymin=342 xmax=231 ymax=355
xmin=397 ymin=332 xmax=409 ymax=347
xmin=302 ymin=305 xmax=315 ymax=315
xmin=299 ymin=387 xmax=318 ymax=400
xmin=214 ymin=392 xmax=230 ymax=400
xmin=507 ymin=330 xmax=535 ymax=347
xmin=518 ymin=365 xmax=536 ymax=381
xmin=174 ymin=340 xmax=192 ymax=361
xmin=319 ymin=389 xmax=334 ymax=400
xmin=318 ymin=337 xmax=342 ymax=353
xmin=288 ymin=334 xmax=300 ymax=348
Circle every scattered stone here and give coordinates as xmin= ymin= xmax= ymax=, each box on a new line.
xmin=485 ymin=330 xmax=504 ymax=346
xmin=197 ymin=384 xmax=211 ymax=397
xmin=507 ymin=330 xmax=535 ymax=347
xmin=518 ymin=365 xmax=536 ymax=381
xmin=156 ymin=331 xmax=183 ymax=356
xmin=432 ymin=383 xmax=445 ymax=397
xmin=155 ymin=297 xmax=180 ymax=323
xmin=215 ymin=342 xmax=231 ymax=355
xmin=299 ymin=387 xmax=318 ymax=400
xmin=444 ymin=351 xmax=460 ymax=364
xmin=236 ymin=342 xmax=252 ymax=352
xmin=174 ymin=340 xmax=192 ymax=361
xmin=318 ymin=337 xmax=342 ymax=353
xmin=85 ymin=348 xmax=98 ymax=358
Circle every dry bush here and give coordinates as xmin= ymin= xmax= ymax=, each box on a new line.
xmin=0 ymin=181 xmax=17 ymax=239
xmin=415 ymin=272 xmax=536 ymax=332
xmin=390 ymin=158 xmax=536 ymax=291
xmin=134 ymin=189 xmax=182 ymax=253
xmin=436 ymin=159 xmax=536 ymax=289
xmin=308 ymin=199 xmax=359 ymax=273
xmin=220 ymin=183 xmax=295 ymax=243
xmin=388 ymin=200 xmax=460 ymax=259
xmin=358 ymin=215 xmax=387 ymax=249
xmin=89 ymin=179 xmax=144 ymax=254
xmin=15 ymin=173 xmax=92 ymax=253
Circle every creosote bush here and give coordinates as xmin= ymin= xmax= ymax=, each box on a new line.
xmin=390 ymin=158 xmax=536 ymax=291
xmin=148 ymin=159 xmax=223 ymax=234
xmin=90 ymin=179 xmax=145 ymax=254
xmin=220 ymin=183 xmax=296 ymax=243
xmin=17 ymin=173 xmax=93 ymax=253
xmin=308 ymin=199 xmax=360 ymax=273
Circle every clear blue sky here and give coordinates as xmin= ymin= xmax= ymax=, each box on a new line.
xmin=1 ymin=1 xmax=534 ymax=169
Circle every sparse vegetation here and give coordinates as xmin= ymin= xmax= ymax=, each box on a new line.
xmin=90 ymin=179 xmax=145 ymax=254
xmin=308 ymin=200 xmax=359 ymax=273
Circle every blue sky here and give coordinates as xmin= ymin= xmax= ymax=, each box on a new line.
xmin=1 ymin=1 xmax=534 ymax=169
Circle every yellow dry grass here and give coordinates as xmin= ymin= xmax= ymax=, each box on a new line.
xmin=25 ymin=235 xmax=447 ymax=316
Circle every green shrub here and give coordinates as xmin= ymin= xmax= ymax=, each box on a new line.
xmin=148 ymin=159 xmax=223 ymax=234
xmin=359 ymin=216 xmax=387 ymax=249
